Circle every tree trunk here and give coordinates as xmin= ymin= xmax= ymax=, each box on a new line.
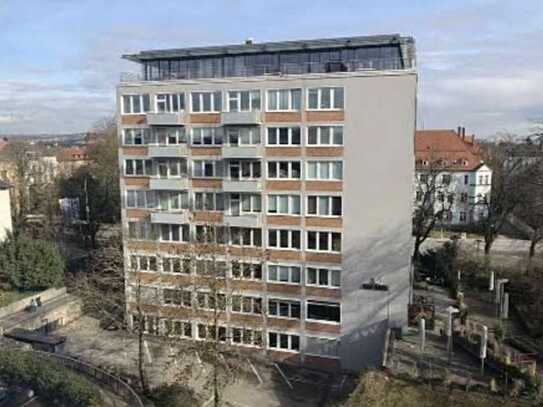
xmin=529 ymin=239 xmax=537 ymax=259
xmin=137 ymin=319 xmax=149 ymax=395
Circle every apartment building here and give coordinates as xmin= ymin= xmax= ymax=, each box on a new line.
xmin=117 ymin=34 xmax=417 ymax=371
xmin=415 ymin=128 xmax=492 ymax=225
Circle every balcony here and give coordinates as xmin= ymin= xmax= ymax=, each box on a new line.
xmin=150 ymin=211 xmax=190 ymax=224
xmin=146 ymin=112 xmax=186 ymax=126
xmin=222 ymin=146 xmax=263 ymax=159
xmin=221 ymin=111 xmax=261 ymax=125
xmin=148 ymin=145 xmax=189 ymax=157
xmin=223 ymin=213 xmax=262 ymax=228
xmin=222 ymin=179 xmax=263 ymax=193
xmin=149 ymin=177 xmax=189 ymax=190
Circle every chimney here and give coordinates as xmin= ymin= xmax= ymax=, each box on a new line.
xmin=462 ymin=127 xmax=466 ymax=138
xmin=245 ymin=38 xmax=254 ymax=45
xmin=457 ymin=126 xmax=462 ymax=136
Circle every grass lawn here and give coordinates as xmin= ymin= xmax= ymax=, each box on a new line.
xmin=0 ymin=291 xmax=38 ymax=307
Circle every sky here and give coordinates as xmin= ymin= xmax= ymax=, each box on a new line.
xmin=1 ymin=0 xmax=542 ymax=138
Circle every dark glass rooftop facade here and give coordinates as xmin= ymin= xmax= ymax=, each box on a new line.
xmin=122 ymin=34 xmax=416 ymax=82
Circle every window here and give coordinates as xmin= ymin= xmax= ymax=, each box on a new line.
xmin=268 ymin=332 xmax=300 ymax=352
xmin=227 ymin=127 xmax=260 ymax=145
xmin=196 ymin=292 xmax=227 ymax=311
xmin=305 ymin=336 xmax=339 ymax=357
xmin=162 ymin=257 xmax=192 ymax=274
xmin=464 ymin=174 xmax=469 ymax=185
xmin=228 ymin=90 xmax=261 ymax=112
xmin=194 ymin=192 xmax=225 ymax=211
xmin=128 ymin=221 xmax=155 ymax=240
xmin=156 ymin=93 xmax=185 ymax=113
xmin=195 ymin=225 xmax=228 ymax=245
xmin=267 ymin=161 xmax=301 ymax=179
xmin=159 ymin=224 xmax=190 ymax=242
xmin=228 ymin=160 xmax=261 ymax=180
xmin=268 ymin=299 xmax=301 ymax=319
xmin=193 ymin=160 xmax=219 ymax=177
xmin=268 ymin=264 xmax=301 ymax=284
xmin=230 ymin=227 xmax=262 ymax=247
xmin=152 ymin=127 xmax=186 ymax=145
xmin=123 ymin=128 xmax=151 ymax=145
xmin=231 ymin=295 xmax=262 ymax=314
xmin=231 ymin=327 xmax=263 ymax=347
xmin=124 ymin=159 xmax=153 ymax=176
xmin=478 ymin=175 xmax=483 ymax=185
xmin=459 ymin=192 xmax=468 ymax=203
xmin=191 ymin=91 xmax=222 ymax=113
xmin=307 ymin=87 xmax=344 ymax=110
xmin=306 ymin=161 xmax=342 ymax=180
xmin=157 ymin=191 xmax=189 ymax=211
xmin=447 ymin=193 xmax=454 ymax=204
xmin=142 ymin=315 xmax=159 ymax=335
xmin=459 ymin=212 xmax=467 ymax=222
xmin=231 ymin=261 xmax=263 ymax=280
xmin=307 ymin=231 xmax=341 ymax=252
xmin=307 ymin=196 xmax=341 ymax=216
xmin=307 ymin=300 xmax=340 ymax=323
xmin=126 ymin=190 xmax=157 ymax=209
xmin=442 ymin=174 xmax=451 ymax=185
xmin=420 ymin=173 xmax=428 ymax=183
xmin=267 ymin=195 xmax=301 ymax=215
xmin=266 ymin=89 xmax=301 ymax=111
xmin=228 ymin=193 xmax=261 ymax=214
xmin=268 ymin=229 xmax=301 ymax=250
xmin=192 ymin=127 xmax=223 ymax=145
xmin=129 ymin=255 xmax=158 ymax=272
xmin=484 ymin=175 xmax=490 ymax=185
xmin=267 ymin=127 xmax=301 ymax=146
xmin=163 ymin=320 xmax=192 ymax=338
xmin=197 ymin=324 xmax=227 ymax=342
xmin=307 ymin=126 xmax=343 ymax=146
xmin=154 ymin=158 xmax=187 ymax=178
xmin=122 ymin=94 xmax=151 ymax=114
xmin=307 ymin=267 xmax=340 ymax=288
xmin=163 ymin=289 xmax=192 ymax=307
xmin=415 ymin=190 xmax=423 ymax=202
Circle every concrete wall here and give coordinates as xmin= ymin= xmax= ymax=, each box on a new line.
xmin=0 ymin=188 xmax=12 ymax=241
xmin=341 ymin=74 xmax=416 ymax=370
xmin=0 ymin=287 xmax=67 ymax=319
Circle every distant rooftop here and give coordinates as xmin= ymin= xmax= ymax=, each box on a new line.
xmin=122 ymin=34 xmax=416 ymax=82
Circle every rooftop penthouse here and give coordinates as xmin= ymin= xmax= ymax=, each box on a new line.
xmin=122 ymin=34 xmax=416 ymax=82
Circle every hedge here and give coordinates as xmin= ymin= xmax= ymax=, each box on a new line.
xmin=0 ymin=351 xmax=102 ymax=407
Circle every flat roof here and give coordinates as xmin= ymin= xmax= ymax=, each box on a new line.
xmin=123 ymin=34 xmax=414 ymax=63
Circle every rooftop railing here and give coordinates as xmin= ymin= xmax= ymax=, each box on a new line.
xmin=120 ymin=57 xmax=414 ymax=83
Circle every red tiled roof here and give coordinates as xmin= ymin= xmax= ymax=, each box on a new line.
xmin=415 ymin=129 xmax=484 ymax=171
xmin=57 ymin=146 xmax=89 ymax=162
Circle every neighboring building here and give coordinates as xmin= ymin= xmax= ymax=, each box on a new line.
xmin=0 ymin=180 xmax=13 ymax=241
xmin=117 ymin=34 xmax=417 ymax=371
xmin=57 ymin=146 xmax=90 ymax=174
xmin=415 ymin=128 xmax=492 ymax=225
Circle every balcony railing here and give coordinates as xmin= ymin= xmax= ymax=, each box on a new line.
xmin=120 ymin=57 xmax=414 ymax=83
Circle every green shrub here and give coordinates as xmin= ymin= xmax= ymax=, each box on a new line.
xmin=0 ymin=351 xmax=101 ymax=407
xmin=150 ymin=383 xmax=198 ymax=407
xmin=0 ymin=233 xmax=64 ymax=291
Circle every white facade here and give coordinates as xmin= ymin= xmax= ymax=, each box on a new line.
xmin=414 ymin=164 xmax=492 ymax=225
xmin=0 ymin=188 xmax=12 ymax=241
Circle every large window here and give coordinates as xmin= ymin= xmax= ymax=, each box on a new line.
xmin=231 ymin=227 xmax=262 ymax=247
xmin=306 ymin=161 xmax=343 ymax=180
xmin=268 ymin=264 xmax=301 ymax=284
xmin=163 ymin=289 xmax=192 ymax=307
xmin=163 ymin=319 xmax=192 ymax=338
xmin=267 ymin=127 xmax=301 ymax=146
xmin=195 ymin=225 xmax=228 ymax=245
xmin=162 ymin=257 xmax=192 ymax=274
xmin=307 ymin=87 xmax=344 ymax=110
xmin=267 ymin=161 xmax=301 ymax=179
xmin=159 ymin=224 xmax=190 ymax=242
xmin=307 ymin=196 xmax=342 ymax=216
xmin=266 ymin=89 xmax=301 ymax=111
xmin=154 ymin=158 xmax=187 ymax=178
xmin=231 ymin=261 xmax=263 ymax=280
xmin=192 ymin=127 xmax=223 ymax=145
xmin=123 ymin=128 xmax=151 ymax=145
xmin=307 ymin=267 xmax=341 ymax=288
xmin=268 ymin=332 xmax=300 ymax=352
xmin=152 ymin=127 xmax=186 ymax=145
xmin=122 ymin=94 xmax=151 ymax=114
xmin=126 ymin=190 xmax=156 ymax=209
xmin=129 ymin=254 xmax=158 ymax=272
xmin=268 ymin=229 xmax=301 ymax=250
xmin=307 ymin=231 xmax=341 ymax=252
xmin=267 ymin=195 xmax=301 ymax=215
xmin=157 ymin=191 xmax=189 ymax=211
xmin=268 ymin=299 xmax=301 ymax=319
xmin=232 ymin=327 xmax=263 ymax=347
xmin=228 ymin=90 xmax=261 ymax=112
xmin=231 ymin=295 xmax=262 ymax=314
xmin=228 ymin=193 xmax=261 ymax=215
xmin=306 ymin=300 xmax=340 ymax=323
xmin=124 ymin=159 xmax=153 ymax=176
xmin=128 ymin=221 xmax=155 ymax=240
xmin=191 ymin=91 xmax=222 ymax=113
xmin=155 ymin=93 xmax=185 ymax=113
xmin=196 ymin=291 xmax=227 ymax=311
xmin=228 ymin=160 xmax=261 ymax=180
xmin=227 ymin=127 xmax=261 ymax=146
xmin=193 ymin=160 xmax=220 ymax=177
xmin=194 ymin=192 xmax=225 ymax=211
xmin=307 ymin=126 xmax=343 ymax=146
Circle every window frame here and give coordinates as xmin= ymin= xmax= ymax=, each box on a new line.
xmin=122 ymin=128 xmax=151 ymax=146
xmin=306 ymin=230 xmax=342 ymax=253
xmin=267 ymin=194 xmax=301 ymax=216
xmin=267 ymin=161 xmax=302 ymax=180
xmin=306 ymin=87 xmax=344 ymax=111
xmin=227 ymin=89 xmax=261 ymax=112
xmin=267 ymin=331 xmax=300 ymax=353
xmin=267 ymin=298 xmax=301 ymax=320
xmin=306 ymin=300 xmax=341 ymax=324
xmin=155 ymin=93 xmax=185 ymax=113
xmin=306 ymin=266 xmax=341 ymax=289
xmin=306 ymin=195 xmax=342 ymax=217
xmin=193 ymin=191 xmax=225 ymax=212
xmin=306 ymin=161 xmax=343 ymax=181
xmin=191 ymin=127 xmax=224 ymax=146
xmin=267 ymin=263 xmax=302 ymax=285
xmin=307 ymin=125 xmax=344 ymax=146
xmin=266 ymin=88 xmax=302 ymax=112
xmin=266 ymin=126 xmax=301 ymax=146
xmin=190 ymin=91 xmax=222 ymax=113
xmin=124 ymin=158 xmax=153 ymax=176
xmin=267 ymin=229 xmax=302 ymax=250
xmin=192 ymin=160 xmax=219 ymax=178
xmin=121 ymin=94 xmax=151 ymax=115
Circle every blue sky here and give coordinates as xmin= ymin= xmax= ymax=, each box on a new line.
xmin=1 ymin=0 xmax=542 ymax=137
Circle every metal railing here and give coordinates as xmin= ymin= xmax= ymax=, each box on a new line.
xmin=120 ymin=57 xmax=413 ymax=82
